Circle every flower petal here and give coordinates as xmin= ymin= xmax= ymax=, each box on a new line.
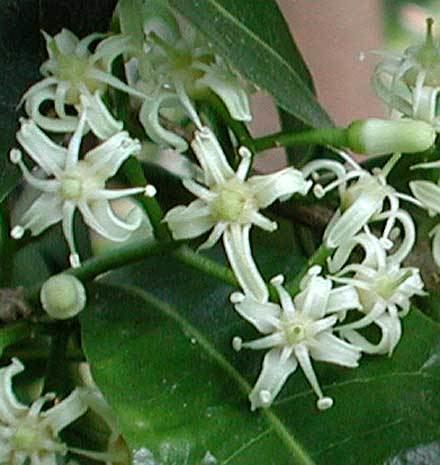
xmin=138 ymin=92 xmax=189 ymax=152
xmin=223 ymin=224 xmax=268 ymax=303
xmin=79 ymin=92 xmax=123 ymax=140
xmin=249 ymin=347 xmax=297 ymax=410
xmin=17 ymin=193 xmax=64 ymax=236
xmin=410 ymin=180 xmax=440 ymax=215
xmin=164 ymin=200 xmax=215 ymax=240
xmin=233 ymin=294 xmax=280 ymax=333
xmin=191 ymin=126 xmax=234 ymax=186
xmin=0 ymin=358 xmax=27 ymax=424
xmin=85 ymin=131 xmax=140 ymax=179
xmin=17 ymin=119 xmax=67 ymax=174
xmin=294 ymin=275 xmax=331 ymax=320
xmin=327 ymin=285 xmax=361 ymax=313
xmin=309 ymin=332 xmax=361 ymax=367
xmin=249 ymin=168 xmax=311 ymax=208
xmin=44 ymin=388 xmax=88 ymax=434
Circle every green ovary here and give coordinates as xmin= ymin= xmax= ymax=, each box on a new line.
xmin=60 ymin=178 xmax=82 ymax=200
xmin=56 ymin=55 xmax=106 ymax=104
xmin=12 ymin=421 xmax=62 ymax=454
xmin=284 ymin=323 xmax=306 ymax=345
xmin=210 ymin=181 xmax=253 ymax=223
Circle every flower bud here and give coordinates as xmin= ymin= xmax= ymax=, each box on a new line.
xmin=346 ymin=118 xmax=436 ymax=155
xmin=40 ymin=274 xmax=86 ymax=319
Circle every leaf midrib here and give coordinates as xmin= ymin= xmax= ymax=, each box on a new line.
xmin=120 ymin=283 xmax=318 ymax=465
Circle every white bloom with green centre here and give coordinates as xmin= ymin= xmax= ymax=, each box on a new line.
xmin=10 ymin=113 xmax=155 ymax=267
xmin=135 ymin=11 xmax=252 ymax=151
xmin=0 ymin=358 xmax=87 ymax=465
xmin=21 ymin=28 xmax=145 ymax=137
xmin=372 ymin=18 xmax=440 ymax=114
xmin=231 ymin=268 xmax=361 ymax=410
xmin=408 ymin=160 xmax=440 ymax=266
xmin=303 ymin=151 xmax=420 ymax=249
xmin=164 ymin=126 xmax=311 ymax=302
xmin=329 ymin=227 xmax=425 ymax=355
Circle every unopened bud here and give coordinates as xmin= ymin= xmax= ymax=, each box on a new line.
xmin=346 ymin=118 xmax=436 ymax=155
xmin=40 ymin=274 xmax=86 ymax=319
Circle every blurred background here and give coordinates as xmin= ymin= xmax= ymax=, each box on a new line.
xmin=253 ymin=0 xmax=440 ymax=167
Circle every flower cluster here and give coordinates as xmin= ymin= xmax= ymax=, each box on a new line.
xmin=0 ymin=359 xmax=123 ymax=465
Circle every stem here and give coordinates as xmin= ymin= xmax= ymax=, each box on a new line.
xmin=173 ymin=246 xmax=238 ymax=288
xmin=206 ymin=95 xmax=254 ymax=151
xmin=253 ymin=127 xmax=348 ymax=153
xmin=121 ymin=157 xmax=170 ymax=241
xmin=285 ymin=244 xmax=332 ymax=295
xmin=43 ymin=323 xmax=71 ymax=395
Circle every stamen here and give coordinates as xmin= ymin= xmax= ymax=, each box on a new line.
xmin=70 ymin=253 xmax=81 ymax=268
xmin=317 ymin=397 xmax=334 ymax=410
xmin=144 ymin=184 xmax=157 ymax=197
xmin=230 ymin=292 xmax=244 ymax=304
xmin=258 ymin=390 xmax=272 ymax=407
xmin=232 ymin=336 xmax=243 ymax=352
xmin=11 ymin=226 xmax=25 ymax=239
xmin=10 ymin=148 xmax=22 ymax=164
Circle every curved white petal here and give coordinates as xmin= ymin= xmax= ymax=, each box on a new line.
xmin=310 ymin=332 xmax=361 ymax=367
xmin=410 ymin=180 xmax=440 ymax=215
xmin=191 ymin=126 xmax=234 ymax=186
xmin=0 ymin=358 xmax=27 ymax=424
xmin=17 ymin=193 xmax=64 ymax=236
xmin=44 ymin=388 xmax=87 ymax=435
xmin=294 ymin=275 xmax=331 ymax=320
xmin=223 ymin=224 xmax=268 ymax=303
xmin=249 ymin=347 xmax=297 ymax=410
xmin=79 ymin=92 xmax=123 ymax=140
xmin=138 ymin=92 xmax=189 ymax=152
xmin=197 ymin=65 xmax=252 ymax=121
xmin=249 ymin=168 xmax=311 ymax=208
xmin=325 ymin=191 xmax=384 ymax=249
xmin=164 ymin=200 xmax=215 ymax=240
xmin=233 ymin=294 xmax=280 ymax=333
xmin=17 ymin=120 xmax=67 ymax=175
xmin=85 ymin=131 xmax=140 ymax=178
xmin=326 ymin=285 xmax=361 ymax=313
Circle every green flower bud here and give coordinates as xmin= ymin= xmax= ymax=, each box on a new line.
xmin=346 ymin=118 xmax=436 ymax=155
xmin=40 ymin=275 xmax=86 ymax=319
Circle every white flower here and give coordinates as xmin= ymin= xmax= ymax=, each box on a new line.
xmin=329 ymin=226 xmax=425 ymax=355
xmin=164 ymin=126 xmax=311 ymax=302
xmin=409 ymin=164 xmax=440 ymax=266
xmin=21 ymin=29 xmax=144 ymax=137
xmin=231 ymin=268 xmax=361 ymax=410
xmin=303 ymin=151 xmax=419 ymax=249
xmin=0 ymin=358 xmax=87 ymax=465
xmin=135 ymin=14 xmax=252 ymax=151
xmin=10 ymin=113 xmax=155 ymax=267
xmin=371 ymin=18 xmax=440 ymax=113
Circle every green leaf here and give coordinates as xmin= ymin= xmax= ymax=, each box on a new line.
xmin=168 ymin=0 xmax=332 ymax=128
xmin=0 ymin=0 xmax=41 ymax=202
xmin=81 ymin=223 xmax=440 ymax=464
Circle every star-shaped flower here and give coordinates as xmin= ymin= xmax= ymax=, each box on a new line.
xmin=164 ymin=126 xmax=311 ymax=302
xmin=232 ymin=268 xmax=361 ymax=410
xmin=303 ymin=151 xmax=419 ymax=249
xmin=0 ymin=358 xmax=87 ymax=465
xmin=135 ymin=12 xmax=252 ymax=151
xmin=328 ymin=226 xmax=425 ymax=354
xmin=372 ymin=17 xmax=440 ymax=114
xmin=21 ymin=28 xmax=144 ymax=137
xmin=10 ymin=113 xmax=155 ymax=267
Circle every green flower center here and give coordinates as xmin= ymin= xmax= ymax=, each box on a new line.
xmin=12 ymin=419 xmax=64 ymax=455
xmin=61 ymin=177 xmax=83 ymax=200
xmin=55 ymin=54 xmax=106 ymax=104
xmin=210 ymin=180 xmax=253 ymax=222
xmin=284 ymin=323 xmax=306 ymax=345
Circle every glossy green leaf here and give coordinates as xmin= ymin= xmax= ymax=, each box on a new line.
xmin=0 ymin=0 xmax=41 ymax=202
xmin=168 ymin=0 xmax=332 ymax=128
xmin=82 ymin=224 xmax=440 ymax=465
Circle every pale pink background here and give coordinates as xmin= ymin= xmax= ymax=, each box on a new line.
xmin=252 ymin=0 xmax=386 ymax=169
